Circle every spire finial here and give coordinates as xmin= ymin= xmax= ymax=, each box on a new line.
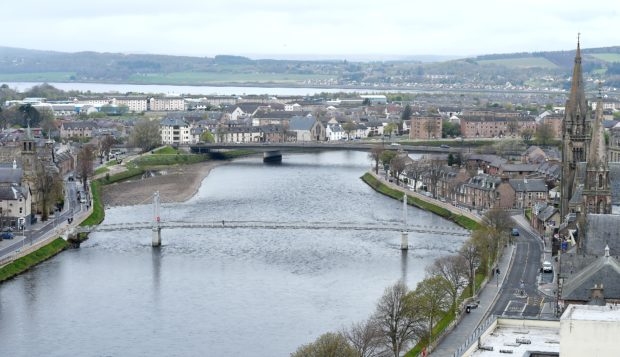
xmin=605 ymin=244 xmax=610 ymax=257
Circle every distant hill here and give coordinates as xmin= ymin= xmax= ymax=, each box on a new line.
xmin=0 ymin=45 xmax=618 ymax=88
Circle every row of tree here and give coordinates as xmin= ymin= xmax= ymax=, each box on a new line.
xmin=291 ymin=209 xmax=513 ymax=357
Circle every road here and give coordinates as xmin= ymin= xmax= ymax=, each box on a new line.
xmin=489 ymin=215 xmax=546 ymax=318
xmin=0 ymin=178 xmax=83 ymax=261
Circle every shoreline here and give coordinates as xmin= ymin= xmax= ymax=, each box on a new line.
xmin=101 ymin=160 xmax=225 ymax=207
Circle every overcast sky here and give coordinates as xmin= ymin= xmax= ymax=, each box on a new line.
xmin=3 ymin=0 xmax=618 ymax=60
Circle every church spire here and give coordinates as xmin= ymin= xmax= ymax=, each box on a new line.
xmin=588 ymin=83 xmax=607 ymax=165
xmin=567 ymin=34 xmax=588 ymax=126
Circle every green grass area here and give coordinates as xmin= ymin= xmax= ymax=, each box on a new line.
xmin=589 ymin=53 xmax=620 ymax=62
xmin=152 ymin=146 xmax=179 ymax=155
xmin=0 ymin=72 xmax=76 ymax=82
xmin=0 ymin=238 xmax=67 ymax=282
xmin=94 ymin=166 xmax=109 ymax=175
xmin=133 ymin=154 xmax=209 ymax=166
xmin=476 ymin=57 xmax=558 ymax=68
xmin=80 ymin=181 xmax=104 ymax=226
xmin=127 ymin=71 xmax=332 ymax=85
xmin=399 ymin=140 xmax=495 ymax=148
xmin=361 ymin=173 xmax=480 ymax=231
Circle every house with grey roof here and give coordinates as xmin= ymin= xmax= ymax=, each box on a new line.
xmin=509 ymin=178 xmax=548 ymax=209
xmin=0 ymin=162 xmax=31 ymax=229
xmin=160 ymin=117 xmax=192 ymax=145
xmin=288 ymin=116 xmax=325 ymax=142
xmin=60 ymin=121 xmax=98 ymax=139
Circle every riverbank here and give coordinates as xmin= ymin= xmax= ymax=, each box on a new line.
xmin=361 ymin=172 xmax=481 ymax=230
xmin=0 ymin=238 xmax=67 ymax=283
xmin=101 ymin=161 xmax=223 ymax=206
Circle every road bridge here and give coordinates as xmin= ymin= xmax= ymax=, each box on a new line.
xmin=187 ymin=142 xmax=455 ymax=162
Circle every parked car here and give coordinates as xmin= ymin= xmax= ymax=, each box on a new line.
xmin=390 ymin=142 xmax=401 ymax=146
xmin=543 ymin=261 xmax=553 ymax=273
xmin=440 ymin=144 xmax=450 ymax=148
xmin=511 ymin=228 xmax=520 ymax=236
xmin=1 ymin=232 xmax=14 ymax=240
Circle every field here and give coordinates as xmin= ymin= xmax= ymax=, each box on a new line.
xmin=589 ymin=53 xmax=620 ymax=62
xmin=476 ymin=57 xmax=558 ymax=68
xmin=0 ymin=72 xmax=76 ymax=82
xmin=127 ymin=71 xmax=333 ymax=85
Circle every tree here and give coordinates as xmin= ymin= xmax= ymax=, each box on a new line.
xmin=506 ymin=119 xmax=519 ymax=137
xmin=373 ymin=281 xmax=422 ymax=357
xmin=342 ymin=319 xmax=382 ymax=357
xmin=343 ymin=121 xmax=357 ymax=140
xmin=424 ymin=119 xmax=436 ymax=139
xmin=19 ymin=104 xmax=42 ymax=128
xmin=368 ymin=146 xmax=384 ymax=174
xmin=34 ymin=161 xmax=63 ymax=221
xmin=216 ymin=125 xmax=228 ymax=143
xmin=470 ymin=227 xmax=496 ymax=276
xmin=200 ymin=130 xmax=215 ymax=143
xmin=379 ymin=150 xmax=398 ymax=170
xmin=442 ymin=121 xmax=461 ymax=138
xmin=77 ymin=144 xmax=95 ymax=191
xmin=459 ymin=240 xmax=481 ymax=297
xmin=129 ymin=119 xmax=161 ymax=152
xmin=426 ymin=255 xmax=468 ymax=318
xmin=535 ymin=122 xmax=554 ymax=146
xmin=98 ymin=135 xmax=116 ymax=162
xmin=412 ymin=276 xmax=451 ymax=347
xmin=383 ymin=123 xmax=397 ymax=137
xmin=390 ymin=155 xmax=407 ymax=185
xmin=405 ymin=160 xmax=425 ymax=192
xmin=520 ymin=128 xmax=534 ymax=145
xmin=291 ymin=332 xmax=356 ymax=357
xmin=401 ymin=104 xmax=412 ymax=122
xmin=425 ymin=160 xmax=444 ymax=198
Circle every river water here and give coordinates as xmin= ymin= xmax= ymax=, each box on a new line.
xmin=2 ymin=81 xmax=420 ymax=96
xmin=0 ymin=151 xmax=464 ymax=357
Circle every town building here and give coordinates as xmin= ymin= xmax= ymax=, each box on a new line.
xmin=288 ymin=116 xmax=325 ymax=142
xmin=409 ymin=115 xmax=442 ymax=139
xmin=60 ymin=121 xmax=98 ymax=138
xmin=149 ymin=97 xmax=185 ymax=111
xmin=159 ymin=117 xmax=192 ymax=145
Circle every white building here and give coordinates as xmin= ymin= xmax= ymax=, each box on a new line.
xmin=0 ymin=163 xmax=31 ymax=229
xmin=560 ymin=303 xmax=620 ymax=357
xmin=160 ymin=118 xmax=192 ymax=145
xmin=326 ymin=124 xmax=344 ymax=141
xmin=150 ymin=97 xmax=185 ymax=111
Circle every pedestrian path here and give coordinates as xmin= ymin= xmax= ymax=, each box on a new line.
xmin=430 ymin=244 xmax=515 ymax=357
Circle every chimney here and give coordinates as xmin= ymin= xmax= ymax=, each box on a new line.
xmin=590 ymin=284 xmax=606 ymax=305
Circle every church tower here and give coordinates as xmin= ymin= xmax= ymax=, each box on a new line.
xmin=561 ymin=37 xmax=590 ymax=220
xmin=582 ymin=87 xmax=612 ymax=214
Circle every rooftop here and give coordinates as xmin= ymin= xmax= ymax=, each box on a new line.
xmin=562 ymin=303 xmax=620 ymax=322
xmin=468 ymin=319 xmax=559 ymax=357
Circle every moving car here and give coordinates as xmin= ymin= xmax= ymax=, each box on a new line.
xmin=440 ymin=144 xmax=450 ymax=148
xmin=543 ymin=261 xmax=553 ymax=273
xmin=390 ymin=142 xmax=401 ymax=146
xmin=511 ymin=228 xmax=520 ymax=236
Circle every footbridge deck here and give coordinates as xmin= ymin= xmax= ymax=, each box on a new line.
xmin=78 ymin=219 xmax=470 ymax=236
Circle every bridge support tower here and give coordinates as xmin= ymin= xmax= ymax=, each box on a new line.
xmin=401 ymin=194 xmax=408 ymax=250
xmin=152 ymin=191 xmax=162 ymax=247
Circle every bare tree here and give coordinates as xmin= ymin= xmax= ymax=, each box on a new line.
xmin=129 ymin=119 xmax=161 ymax=152
xmin=520 ymin=128 xmax=534 ymax=145
xmin=77 ymin=144 xmax=95 ymax=191
xmin=426 ymin=255 xmax=468 ymax=318
xmin=342 ymin=319 xmax=382 ymax=357
xmin=390 ymin=155 xmax=407 ymax=186
xmin=373 ymin=281 xmax=422 ymax=357
xmin=291 ymin=332 xmax=356 ymax=357
xmin=424 ymin=119 xmax=436 ymax=139
xmin=426 ymin=160 xmax=444 ymax=198
xmin=369 ymin=146 xmax=384 ymax=174
xmin=98 ymin=135 xmax=116 ymax=163
xmin=34 ymin=162 xmax=63 ymax=221
xmin=343 ymin=121 xmax=357 ymax=140
xmin=405 ymin=160 xmax=425 ymax=192
xmin=459 ymin=240 xmax=481 ymax=297
xmin=412 ymin=276 xmax=451 ymax=348
xmin=535 ymin=122 xmax=555 ymax=146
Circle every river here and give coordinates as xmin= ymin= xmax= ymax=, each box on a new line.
xmin=2 ymin=81 xmax=421 ymax=96
xmin=0 ymin=151 xmax=464 ymax=357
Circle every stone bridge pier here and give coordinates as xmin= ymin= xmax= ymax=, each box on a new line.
xmin=263 ymin=150 xmax=282 ymax=163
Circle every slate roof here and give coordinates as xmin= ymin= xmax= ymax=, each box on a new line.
xmin=501 ymin=164 xmax=540 ymax=172
xmin=160 ymin=118 xmax=189 ymax=127
xmin=253 ymin=110 xmax=307 ymax=119
xmin=583 ymin=214 xmax=620 ymax=256
xmin=0 ymin=185 xmax=28 ymax=201
xmin=0 ymin=168 xmax=23 ymax=184
xmin=509 ymin=179 xmax=548 ymax=192
xmin=62 ymin=121 xmax=98 ymax=129
xmin=289 ymin=116 xmax=316 ymax=131
xmin=561 ymin=255 xmax=620 ymax=302
xmin=539 ymin=205 xmax=558 ymax=221
xmin=609 ymin=162 xmax=620 ymax=205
